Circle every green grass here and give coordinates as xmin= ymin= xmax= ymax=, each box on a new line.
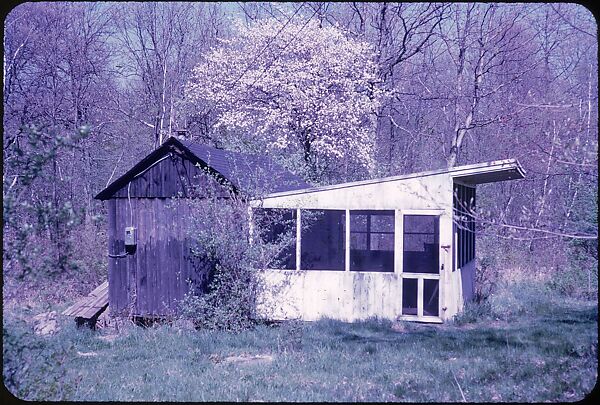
xmin=3 ymin=284 xmax=598 ymax=402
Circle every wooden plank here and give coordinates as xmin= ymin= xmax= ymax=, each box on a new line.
xmin=115 ymin=200 xmax=125 ymax=313
xmin=165 ymin=203 xmax=172 ymax=313
xmin=107 ymin=199 xmax=117 ymax=313
xmin=155 ymin=198 xmax=164 ymax=315
xmin=157 ymin=198 xmax=165 ymax=314
xmin=149 ymin=198 xmax=158 ymax=315
xmin=144 ymin=199 xmax=153 ymax=315
xmin=164 ymin=199 xmax=172 ymax=314
xmin=133 ymin=199 xmax=144 ymax=316
xmin=62 ymin=281 xmax=109 ymax=318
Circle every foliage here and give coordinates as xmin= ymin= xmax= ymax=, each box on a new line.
xmin=3 ymin=316 xmax=78 ymax=401
xmin=454 ymin=278 xmax=593 ymax=326
xmin=178 ymin=262 xmax=258 ymax=332
xmin=452 ymin=300 xmax=494 ymax=325
xmin=561 ymin=187 xmax=599 ymax=298
xmin=473 ymin=255 xmax=501 ymax=303
xmin=3 ymin=124 xmax=90 ymax=278
xmin=175 ymin=180 xmax=297 ymax=331
xmin=185 ymin=16 xmax=386 ymax=184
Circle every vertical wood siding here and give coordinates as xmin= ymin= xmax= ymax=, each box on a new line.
xmin=107 ymin=153 xmax=223 ymax=317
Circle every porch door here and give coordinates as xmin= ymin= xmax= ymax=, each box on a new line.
xmin=401 ymin=214 xmax=441 ymax=319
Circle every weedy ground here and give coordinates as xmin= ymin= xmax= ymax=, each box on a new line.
xmin=3 ymin=281 xmax=597 ymax=402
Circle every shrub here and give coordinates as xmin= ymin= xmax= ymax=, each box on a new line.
xmin=179 ymin=263 xmax=259 ymax=332
xmin=474 ymin=255 xmax=500 ymax=303
xmin=3 ymin=317 xmax=76 ymax=400
xmin=452 ymin=300 xmax=493 ymax=325
xmin=486 ymin=280 xmax=558 ymax=321
xmin=175 ymin=172 xmax=297 ymax=332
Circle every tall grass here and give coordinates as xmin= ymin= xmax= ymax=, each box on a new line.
xmin=3 ymin=280 xmax=597 ymax=402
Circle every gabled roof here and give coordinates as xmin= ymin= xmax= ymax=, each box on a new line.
xmin=257 ymin=159 xmax=525 ymax=200
xmin=94 ymin=137 xmax=309 ymax=200
xmin=180 ymin=140 xmax=310 ymax=193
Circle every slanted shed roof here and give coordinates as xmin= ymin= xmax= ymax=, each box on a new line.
xmin=95 ymin=137 xmax=309 ymax=200
xmin=258 ymin=158 xmax=525 ymax=199
xmin=449 ymin=159 xmax=526 ymax=184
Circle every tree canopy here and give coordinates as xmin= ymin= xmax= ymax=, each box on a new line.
xmin=186 ymin=17 xmax=386 ymax=184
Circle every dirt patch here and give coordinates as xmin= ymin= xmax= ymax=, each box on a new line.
xmin=98 ymin=334 xmax=119 ymax=343
xmin=77 ymin=351 xmax=98 ymax=357
xmin=391 ymin=321 xmax=408 ymax=332
xmin=210 ymin=353 xmax=275 ymax=366
xmin=33 ymin=311 xmax=59 ymax=336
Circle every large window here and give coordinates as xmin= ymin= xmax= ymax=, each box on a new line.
xmin=300 ymin=210 xmax=345 ymax=271
xmin=453 ymin=183 xmax=476 ymax=269
xmin=403 ymin=215 xmax=439 ymax=274
xmin=350 ymin=210 xmax=395 ymax=272
xmin=253 ymin=208 xmax=296 ymax=270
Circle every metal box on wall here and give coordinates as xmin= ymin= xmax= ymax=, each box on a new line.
xmin=125 ymin=226 xmax=136 ymax=246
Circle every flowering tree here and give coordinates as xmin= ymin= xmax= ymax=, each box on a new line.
xmin=185 ymin=17 xmax=386 ymax=184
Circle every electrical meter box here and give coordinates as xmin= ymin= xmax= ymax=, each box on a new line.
xmin=125 ymin=227 xmax=136 ymax=246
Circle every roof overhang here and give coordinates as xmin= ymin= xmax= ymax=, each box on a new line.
xmin=450 ymin=159 xmax=526 ymax=185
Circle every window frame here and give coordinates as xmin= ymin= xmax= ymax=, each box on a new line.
xmin=348 ymin=209 xmax=395 ymax=273
xmin=399 ymin=210 xmax=444 ymax=322
xmin=299 ymin=208 xmax=346 ymax=271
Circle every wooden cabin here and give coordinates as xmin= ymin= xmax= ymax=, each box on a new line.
xmin=95 ymin=135 xmax=524 ymax=323
xmin=94 ymin=137 xmax=308 ymax=318
xmin=251 ymin=159 xmax=525 ymax=323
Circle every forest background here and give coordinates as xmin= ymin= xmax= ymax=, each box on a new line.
xmin=3 ymin=2 xmax=597 ymax=307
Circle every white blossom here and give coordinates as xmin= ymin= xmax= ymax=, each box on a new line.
xmin=185 ymin=17 xmax=388 ymax=181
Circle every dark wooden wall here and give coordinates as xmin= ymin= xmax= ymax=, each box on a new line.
xmin=111 ymin=152 xmax=231 ymax=199
xmin=107 ymin=152 xmax=227 ymax=317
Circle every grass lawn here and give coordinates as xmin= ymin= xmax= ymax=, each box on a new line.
xmin=3 ymin=285 xmax=597 ymax=402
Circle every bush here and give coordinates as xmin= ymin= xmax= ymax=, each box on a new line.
xmin=474 ymin=255 xmax=500 ymax=303
xmin=179 ymin=263 xmax=258 ymax=332
xmin=452 ymin=300 xmax=493 ymax=325
xmin=3 ymin=318 xmax=76 ymax=400
xmin=486 ymin=280 xmax=558 ymax=321
xmin=175 ymin=176 xmax=296 ymax=332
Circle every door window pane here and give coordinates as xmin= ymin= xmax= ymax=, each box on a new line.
xmin=371 ymin=214 xmax=394 ymax=232
xmin=423 ymin=279 xmax=439 ymax=317
xmin=402 ymin=278 xmax=418 ymax=315
xmin=350 ymin=214 xmax=368 ymax=232
xmin=403 ymin=215 xmax=439 ymax=274
xmin=350 ymin=233 xmax=367 ymax=250
xmin=300 ymin=210 xmax=345 ymax=271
